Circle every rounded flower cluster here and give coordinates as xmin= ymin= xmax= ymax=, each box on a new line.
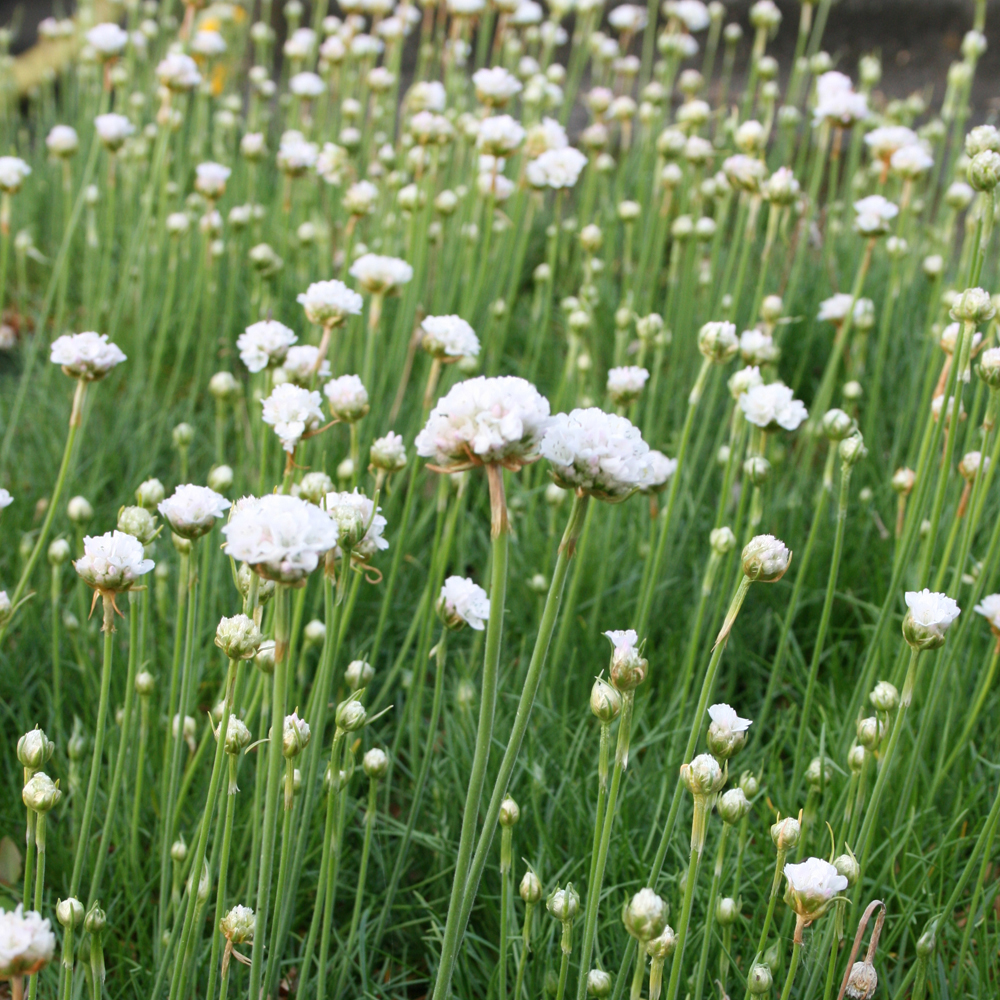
xmin=324 ymin=374 xmax=370 ymax=422
xmin=525 ymin=147 xmax=589 ymax=189
xmin=262 ymin=383 xmax=324 ymax=453
xmin=606 ymin=366 xmax=649 ymax=406
xmin=297 ymin=280 xmax=363 ymax=326
xmin=416 ymin=376 xmax=552 ymax=469
xmin=739 ymin=382 xmax=807 ymax=431
xmin=50 ymin=332 xmax=126 ymax=380
xmin=237 ymin=321 xmax=297 ymax=373
xmin=74 ymin=531 xmax=155 ymax=593
xmin=222 ymin=494 xmax=340 ymax=584
xmin=0 ymin=904 xmax=56 ymax=976
xmin=325 ymin=489 xmax=389 ymax=560
xmin=437 ymin=575 xmax=490 ymax=630
xmin=902 ymin=589 xmax=960 ymax=651
xmin=349 ymin=253 xmax=414 ymax=294
xmin=158 ymin=485 xmax=231 ymax=539
xmin=783 ymin=857 xmax=848 ymax=922
xmin=540 ymin=408 xmax=653 ymax=499
xmin=421 ymin=315 xmax=481 ymax=359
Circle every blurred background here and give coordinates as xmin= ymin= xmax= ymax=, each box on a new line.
xmin=0 ymin=0 xmax=997 ymax=117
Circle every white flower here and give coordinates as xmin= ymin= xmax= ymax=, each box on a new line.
xmin=742 ymin=534 xmax=791 ymax=582
xmin=473 ymin=67 xmax=522 ymax=103
xmin=723 ymin=154 xmax=767 ymax=193
xmin=526 ymin=146 xmax=588 ymax=189
xmin=240 ymin=132 xmax=267 ymax=160
xmin=262 ymin=383 xmax=324 ymax=453
xmin=525 ymin=116 xmax=568 ymax=157
xmin=350 ymin=33 xmax=385 ymax=57
xmin=343 ymin=179 xmax=379 ymax=215
xmin=324 ymin=374 xmax=370 ymax=421
xmin=349 ymin=253 xmax=414 ymax=294
xmin=46 ymin=125 xmax=79 ymax=157
xmin=891 ymin=143 xmax=934 ymax=178
xmin=606 ymin=366 xmax=649 ymax=405
xmin=157 ymin=52 xmax=202 ymax=90
xmin=277 ymin=131 xmax=319 ymax=175
xmin=0 ymin=904 xmax=56 ymax=976
xmin=94 ymin=113 xmax=135 ymax=150
xmin=421 ymin=315 xmax=481 ymax=359
xmin=540 ymin=408 xmax=652 ymax=498
xmin=477 ymin=115 xmax=526 ymax=156
xmin=297 ymin=280 xmax=363 ymax=326
xmin=0 ymin=591 xmax=10 ymax=624
xmin=708 ymin=703 xmax=752 ymax=734
xmin=817 ymin=293 xmax=871 ymax=323
xmin=854 ymin=194 xmax=898 ymax=235
xmin=739 ymin=382 xmax=807 ymax=431
xmin=640 ymin=451 xmax=678 ymax=493
xmin=74 ymin=531 xmax=155 ymax=592
xmin=0 ymin=157 xmax=31 ymax=193
xmin=370 ymin=431 xmax=408 ymax=472
xmin=0 ymin=488 xmax=11 ymax=510
xmin=237 ymin=320 xmax=297 ymax=373
xmin=478 ymin=171 xmax=516 ymax=201
xmin=50 ymin=332 xmax=126 ymax=380
xmin=813 ymin=71 xmax=868 ymax=126
xmin=416 ymin=376 xmax=552 ymax=469
xmin=669 ymin=0 xmax=710 ymax=31
xmin=608 ymin=4 xmax=648 ymax=32
xmin=158 ymin=484 xmax=231 ymax=538
xmin=904 ymin=589 xmax=961 ymax=633
xmin=326 ymin=489 xmax=389 ymax=559
xmin=86 ymin=22 xmax=129 ymax=57
xmin=290 ymin=71 xmax=325 ymax=98
xmin=408 ymin=80 xmax=447 ymax=112
xmin=783 ymin=858 xmax=848 ymax=920
xmin=438 ymin=575 xmax=490 ymax=630
xmin=191 ymin=29 xmax=227 ymax=56
xmin=974 ymin=594 xmax=1000 ymax=631
xmin=448 ymin=0 xmax=486 ymax=13
xmin=284 ymin=27 xmax=317 ymax=59
xmin=316 ymin=143 xmax=349 ymax=184
xmin=280 ymin=345 xmax=331 ymax=384
xmin=282 ymin=711 xmax=311 ymax=757
xmin=739 ymin=329 xmax=779 ymax=365
xmin=865 ymin=125 xmax=918 ymax=161
xmin=194 ymin=162 xmax=231 ymax=199
xmin=222 ymin=494 xmax=340 ymax=584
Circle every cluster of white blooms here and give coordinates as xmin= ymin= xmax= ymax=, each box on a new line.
xmin=817 ymin=294 xmax=869 ymax=324
xmin=854 ymin=194 xmax=899 ymax=236
xmin=46 ymin=125 xmax=79 ymax=158
xmin=742 ymin=534 xmax=792 ymax=582
xmin=0 ymin=156 xmax=30 ymax=193
xmin=194 ymin=162 xmax=232 ymax=199
xmin=158 ymin=484 xmax=231 ymax=539
xmin=813 ymin=71 xmax=868 ymax=126
xmin=668 ymin=0 xmax=711 ymax=31
xmin=74 ymin=531 xmax=155 ymax=593
xmin=472 ymin=66 xmax=522 ymax=103
xmin=344 ymin=180 xmax=380 ymax=215
xmin=86 ymin=22 xmax=129 ymax=57
xmin=290 ymin=71 xmax=325 ymax=98
xmin=640 ymin=451 xmax=678 ymax=492
xmin=0 ymin=905 xmax=56 ymax=976
xmin=903 ymin=589 xmax=961 ymax=647
xmin=297 ymin=280 xmax=363 ymax=326
xmin=783 ymin=858 xmax=848 ymax=920
xmin=476 ymin=115 xmax=526 ymax=156
xmin=865 ymin=126 xmax=918 ymax=162
xmin=94 ymin=113 xmax=135 ymax=150
xmin=237 ymin=320 xmax=297 ymax=373
xmin=438 ymin=575 xmax=490 ymax=630
xmin=222 ymin=494 xmax=340 ymax=584
xmin=892 ymin=143 xmax=934 ymax=178
xmin=974 ymin=594 xmax=1000 ymax=630
xmin=540 ymin=408 xmax=654 ymax=498
xmin=421 ymin=315 xmax=481 ymax=359
xmin=608 ymin=4 xmax=648 ymax=31
xmin=525 ymin=117 xmax=568 ymax=157
xmin=156 ymin=52 xmax=202 ymax=91
xmin=606 ymin=366 xmax=649 ymax=405
xmin=708 ymin=703 xmax=752 ymax=736
xmin=416 ymin=376 xmax=552 ymax=469
xmin=326 ymin=489 xmax=389 ymax=560
xmin=370 ymin=431 xmax=407 ymax=472
xmin=324 ymin=374 xmax=370 ymax=422
xmin=279 ymin=346 xmax=330 ymax=384
xmin=408 ymin=80 xmax=447 ymax=112
xmin=262 ymin=384 xmax=325 ymax=453
xmin=739 ymin=330 xmax=779 ymax=366
xmin=191 ymin=29 xmax=227 ymax=57
xmin=349 ymin=253 xmax=414 ymax=294
xmin=526 ymin=146 xmax=588 ymax=189
xmin=50 ymin=332 xmax=126 ymax=380
xmin=277 ymin=131 xmax=320 ymax=175
xmin=739 ymin=382 xmax=808 ymax=431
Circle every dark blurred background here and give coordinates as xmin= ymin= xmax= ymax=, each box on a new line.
xmin=2 ymin=0 xmax=997 ymax=118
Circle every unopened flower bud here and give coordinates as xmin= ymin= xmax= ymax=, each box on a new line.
xmin=844 ymin=961 xmax=878 ymax=1000
xmin=336 ymin=698 xmax=367 ymax=732
xmin=870 ymin=681 xmax=899 ymax=712
xmin=220 ymin=905 xmax=255 ymax=944
xmin=282 ymin=712 xmax=311 ymax=757
xmin=916 ymin=927 xmax=936 ymax=957
xmin=136 ymin=478 xmax=166 ymax=510
xmin=67 ymin=495 xmax=94 ymax=525
xmin=747 ymin=963 xmax=772 ymax=995
xmin=57 ymin=897 xmax=85 ymax=929
xmin=770 ymin=816 xmax=800 ymax=851
xmin=23 ymin=772 xmax=61 ymax=812
xmin=848 ymin=744 xmax=866 ymax=773
xmin=208 ymin=466 xmax=234 ymax=493
xmin=717 ymin=787 xmax=750 ymax=825
xmin=215 ymin=614 xmax=262 ymax=660
xmin=716 ymin=897 xmax=738 ymax=926
xmin=647 ymin=923 xmax=676 ymax=959
xmin=805 ymin=756 xmax=832 ymax=789
xmin=587 ymin=969 xmax=612 ymax=997
xmin=979 ymin=347 xmax=1000 ymax=388
xmin=742 ymin=534 xmax=791 ymax=582
xmin=499 ymin=796 xmax=520 ymax=827
xmin=171 ymin=839 xmax=187 ymax=862
xmin=834 ymin=852 xmax=860 ymax=887
xmin=710 ymin=527 xmax=736 ymax=555
xmin=739 ymin=771 xmax=759 ymax=798
xmin=590 ymin=676 xmax=622 ymax=723
xmin=363 ymin=747 xmax=389 ymax=779
xmin=681 ymin=753 xmax=724 ymax=796
xmin=822 ymin=408 xmax=855 ymax=441
xmin=839 ymin=433 xmax=867 ymax=465
xmin=520 ymin=870 xmax=542 ymax=903
xmin=547 ymin=884 xmax=580 ymax=922
xmin=255 ymin=640 xmax=276 ymax=674
xmin=622 ymin=887 xmax=667 ymax=942
xmin=84 ymin=903 xmax=106 ymax=934
xmin=950 ymin=287 xmax=996 ymax=324
xmin=48 ymin=538 xmax=71 ymax=565
xmin=18 ymin=728 xmax=55 ymax=770
xmin=344 ymin=659 xmax=374 ymax=690
xmin=743 ymin=455 xmax=771 ymax=486
xmin=697 ymin=321 xmax=738 ymax=364
xmin=223 ymin=716 xmax=252 ymax=755
xmin=968 ymin=150 xmax=1000 ymax=191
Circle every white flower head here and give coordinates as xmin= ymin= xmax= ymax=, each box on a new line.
xmin=854 ymin=194 xmax=898 ymax=236
xmin=157 ymin=52 xmax=202 ymax=91
xmin=865 ymin=125 xmax=918 ymax=162
xmin=370 ymin=431 xmax=407 ymax=473
xmin=237 ymin=320 xmax=297 ymax=373
xmin=326 ymin=489 xmax=389 ymax=560
xmin=94 ymin=113 xmax=135 ymax=150
xmin=540 ymin=409 xmax=653 ymax=498
xmin=222 ymin=494 xmax=340 ymax=584
xmin=349 ymin=253 xmax=414 ymax=294
xmin=416 ymin=376 xmax=552 ymax=470
xmin=285 ymin=26 xmax=317 ymax=59
xmin=604 ymin=629 xmax=647 ymax=691
xmin=813 ymin=71 xmax=868 ymax=126
xmin=324 ymin=374 xmax=370 ymax=422
xmin=739 ymin=329 xmax=779 ymax=366
xmin=0 ymin=488 xmax=11 ymax=510
xmin=891 ymin=143 xmax=934 ymax=179
xmin=608 ymin=4 xmax=648 ymax=32
xmin=290 ymin=71 xmax=325 ymax=99
xmin=280 ymin=345 xmax=330 ymax=385
xmin=473 ymin=66 xmax=522 ymax=104
xmin=974 ymin=593 xmax=1000 ymax=631
xmin=438 ymin=575 xmax=490 ymax=630
xmin=817 ymin=293 xmax=871 ymax=324
xmin=640 ymin=450 xmax=678 ymax=494
xmin=158 ymin=484 xmax=231 ymax=539
xmin=783 ymin=857 xmax=848 ymax=921
xmin=669 ymin=0 xmax=711 ymax=31
xmin=46 ymin=125 xmax=79 ymax=158
xmin=74 ymin=531 xmax=155 ymax=593
xmin=526 ymin=146 xmax=588 ymax=189
xmin=86 ymin=22 xmax=129 ymax=57
xmin=50 ymin=332 xmax=126 ymax=380
xmin=477 ymin=115 xmax=526 ymax=156
xmin=277 ymin=131 xmax=319 ymax=175
xmin=297 ymin=280 xmax=363 ymax=327
xmin=316 ymin=142 xmax=349 ymax=184
xmin=0 ymin=904 xmax=56 ymax=976
xmin=903 ymin=589 xmax=960 ymax=650
xmin=708 ymin=703 xmax=752 ymax=733
xmin=740 ymin=382 xmax=807 ymax=432
xmin=421 ymin=315 xmax=481 ymax=360
xmin=0 ymin=157 xmax=31 ymax=193
xmin=606 ymin=366 xmax=649 ymax=406
xmin=194 ymin=162 xmax=232 ymax=199
xmin=741 ymin=534 xmax=791 ymax=582
xmin=262 ymin=383 xmax=324 ymax=453
xmin=407 ymin=80 xmax=447 ymax=112
xmin=191 ymin=29 xmax=227 ymax=57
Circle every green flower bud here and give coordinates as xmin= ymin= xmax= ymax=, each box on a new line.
xmin=255 ymin=640 xmax=276 ymax=674
xmin=647 ymin=923 xmax=676 ymax=959
xmin=805 ymin=756 xmax=833 ymax=790
xmin=499 ymin=796 xmax=520 ymax=828
xmin=22 ymin=772 xmax=61 ymax=812
xmin=622 ymin=888 xmax=667 ymax=942
xmin=171 ymin=839 xmax=187 ymax=862
xmin=17 ymin=728 xmax=55 ymax=770
xmin=950 ymin=287 xmax=996 ymax=324
xmin=84 ymin=903 xmax=106 ymax=934
xmin=968 ymin=149 xmax=1000 ymax=191
xmin=718 ymin=787 xmax=751 ymax=825
xmin=136 ymin=478 xmax=166 ymax=510
xmin=222 ymin=716 xmax=252 ymax=755
xmin=834 ymin=852 xmax=860 ymax=887
xmin=363 ymin=747 xmax=389 ymax=779
xmin=848 ymin=744 xmax=866 ymax=773
xmin=716 ymin=896 xmax=738 ymax=926
xmin=345 ymin=659 xmax=374 ymax=690
xmin=215 ymin=614 xmax=263 ymax=660
xmin=748 ymin=962 xmax=773 ymax=995
xmin=172 ymin=422 xmax=194 ymax=449
xmin=739 ymin=771 xmax=759 ymax=798
xmin=282 ymin=712 xmax=311 ymax=758
xmin=916 ymin=927 xmax=936 ymax=957
xmin=870 ymin=681 xmax=899 ymax=713
xmin=56 ymin=897 xmax=85 ymax=929
xmin=771 ymin=816 xmax=800 ymax=851
xmin=743 ymin=455 xmax=771 ymax=486
xmin=336 ymin=698 xmax=367 ymax=732
xmin=590 ymin=676 xmax=622 ymax=723
xmin=547 ymin=884 xmax=580 ymax=922
xmin=586 ymin=969 xmax=612 ymax=997
xmin=697 ymin=321 xmax=739 ymax=364
xmin=48 ymin=538 xmax=72 ymax=565
xmin=710 ymin=527 xmax=736 ymax=556
xmin=221 ymin=904 xmax=255 ymax=944
xmin=520 ymin=870 xmax=542 ymax=903
xmin=681 ymin=753 xmax=725 ymax=797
